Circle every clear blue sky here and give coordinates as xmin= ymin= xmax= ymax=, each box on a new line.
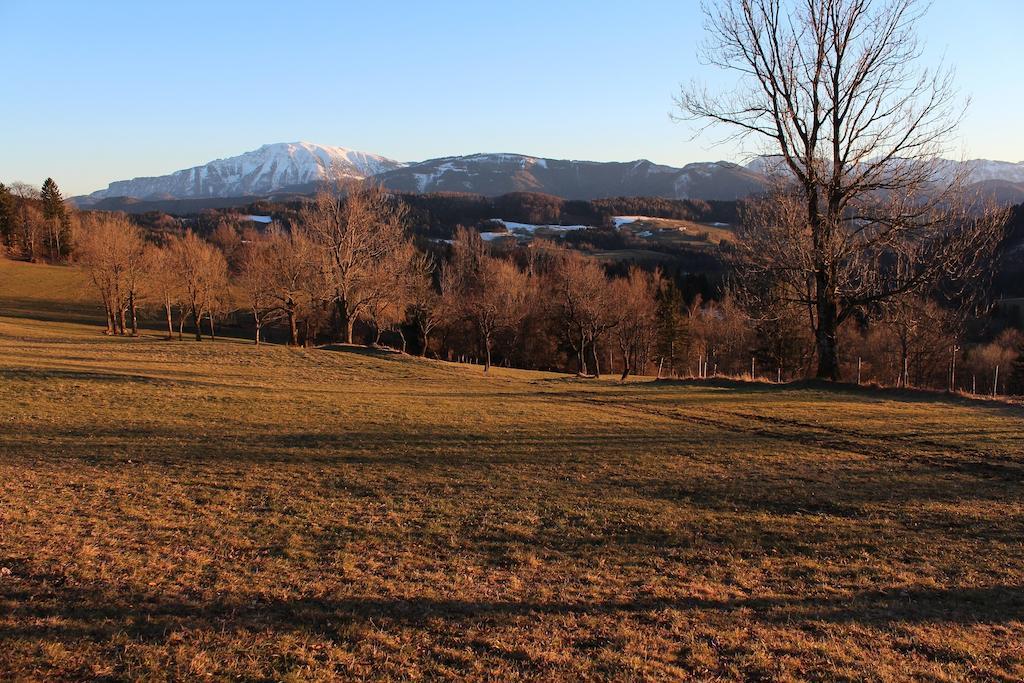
xmin=1 ymin=0 xmax=1021 ymax=196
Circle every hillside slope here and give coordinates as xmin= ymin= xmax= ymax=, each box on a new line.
xmin=1 ymin=283 xmax=1022 ymax=680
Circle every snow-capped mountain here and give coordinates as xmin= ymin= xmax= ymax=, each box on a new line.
xmin=951 ymin=159 xmax=1024 ymax=184
xmin=374 ymin=153 xmax=767 ymax=200
xmin=77 ymin=142 xmax=405 ymax=205
xmin=744 ymin=155 xmax=1024 ymax=185
xmin=74 ymin=143 xmax=1024 ymax=208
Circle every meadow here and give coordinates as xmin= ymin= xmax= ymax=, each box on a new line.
xmin=1 ymin=259 xmax=1023 ymax=680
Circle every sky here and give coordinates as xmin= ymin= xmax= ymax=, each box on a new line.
xmin=1 ymin=0 xmax=1022 ymax=196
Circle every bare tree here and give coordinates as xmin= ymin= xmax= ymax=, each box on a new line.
xmin=443 ymin=228 xmax=531 ymax=371
xmin=408 ymin=251 xmax=444 ymax=357
xmin=680 ymin=0 xmax=1004 ymax=380
xmin=78 ymin=213 xmax=146 ymax=336
xmin=169 ymin=231 xmax=228 ymax=341
xmin=610 ymin=267 xmax=660 ymax=380
xmin=266 ymin=227 xmax=317 ymax=346
xmin=143 ymin=244 xmax=182 ymax=340
xmin=236 ymin=234 xmax=278 ymax=345
xmin=10 ymin=183 xmax=44 ymax=262
xmin=472 ymin=256 xmax=531 ymax=371
xmin=360 ymin=241 xmax=418 ymax=349
xmin=300 ymin=179 xmax=410 ymax=344
xmin=553 ymin=251 xmax=617 ymax=377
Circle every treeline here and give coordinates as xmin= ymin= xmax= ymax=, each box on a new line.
xmin=66 ymin=182 xmax=1024 ymax=394
xmin=124 ymin=191 xmax=738 ymax=240
xmin=5 ymin=177 xmax=1023 ymax=394
xmin=0 ymin=179 xmax=77 ymax=262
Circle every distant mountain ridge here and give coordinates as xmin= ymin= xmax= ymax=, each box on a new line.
xmin=72 ymin=142 xmax=1024 ymax=206
xmin=76 ymin=142 xmax=405 ymax=205
xmin=373 ymin=153 xmax=766 ymax=201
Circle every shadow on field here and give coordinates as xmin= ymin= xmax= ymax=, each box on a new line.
xmin=648 ymin=377 xmax=1024 ymax=415
xmin=0 ymin=297 xmax=103 ymax=325
xmin=0 ymin=365 xmax=247 ymax=391
xmin=9 ymin=416 xmax=1024 ymax=487
xmin=3 ymin=563 xmax=1022 ymax=649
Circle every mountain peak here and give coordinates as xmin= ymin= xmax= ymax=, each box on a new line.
xmin=78 ymin=142 xmax=405 ymax=204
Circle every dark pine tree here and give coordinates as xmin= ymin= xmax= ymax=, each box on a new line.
xmin=1011 ymin=337 xmax=1024 ymax=396
xmin=40 ymin=177 xmax=71 ymax=260
xmin=0 ymin=183 xmax=15 ymax=249
xmin=655 ymin=281 xmax=690 ymax=378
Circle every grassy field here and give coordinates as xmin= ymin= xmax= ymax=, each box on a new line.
xmin=616 ymin=217 xmax=737 ymax=248
xmin=2 ymin=259 xmax=1024 ymax=681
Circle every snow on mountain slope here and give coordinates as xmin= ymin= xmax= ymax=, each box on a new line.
xmin=959 ymin=160 xmax=1024 ymax=184
xmin=78 ymin=142 xmax=405 ymax=204
xmin=76 ymin=143 xmax=1024 ymax=206
xmin=374 ymin=154 xmax=766 ymax=200
xmin=744 ymin=155 xmax=1024 ymax=185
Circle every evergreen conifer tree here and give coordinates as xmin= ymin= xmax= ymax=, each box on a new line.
xmin=40 ymin=178 xmax=71 ymax=260
xmin=1011 ymin=336 xmax=1024 ymax=396
xmin=655 ymin=281 xmax=690 ymax=377
xmin=0 ymin=183 xmax=14 ymax=249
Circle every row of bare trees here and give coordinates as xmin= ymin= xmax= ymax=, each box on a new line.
xmin=72 ymin=177 xmax=1022 ymax=391
xmin=78 ymin=215 xmax=229 ymax=340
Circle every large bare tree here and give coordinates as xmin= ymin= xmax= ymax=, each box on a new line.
xmin=680 ymin=0 xmax=1003 ymax=380
xmin=610 ymin=267 xmax=660 ymax=380
xmin=168 ymin=231 xmax=229 ymax=341
xmin=300 ymin=179 xmax=410 ymax=344
xmin=552 ymin=251 xmax=617 ymax=378
xmin=78 ymin=213 xmax=146 ymax=336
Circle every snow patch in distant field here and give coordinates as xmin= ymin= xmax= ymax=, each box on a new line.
xmin=480 ymin=232 xmax=515 ymax=241
xmin=490 ymin=219 xmax=589 ymax=234
xmin=244 ymin=215 xmax=273 ymax=223
xmin=613 ymin=216 xmax=659 ymax=228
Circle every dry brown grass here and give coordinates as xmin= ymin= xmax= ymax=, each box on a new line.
xmin=1 ymin=259 xmax=1023 ymax=680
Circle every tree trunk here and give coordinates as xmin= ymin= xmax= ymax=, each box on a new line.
xmin=590 ymin=341 xmax=601 ymax=379
xmin=576 ymin=331 xmax=587 ymax=376
xmin=254 ymin=316 xmax=261 ymax=346
xmin=620 ymin=348 xmax=631 ymax=381
xmin=287 ymin=307 xmax=298 ymax=346
xmin=165 ymin=301 xmax=174 ymax=340
xmin=419 ymin=327 xmax=429 ymax=357
xmin=207 ymin=312 xmax=216 ymax=340
xmin=398 ymin=328 xmax=407 ymax=354
xmin=336 ymin=298 xmax=354 ymax=344
xmin=118 ymin=305 xmax=127 ymax=336
xmin=105 ymin=305 xmax=115 ymax=335
xmin=192 ymin=303 xmax=203 ymax=341
xmin=128 ymin=293 xmax=138 ymax=337
xmin=484 ymin=337 xmax=492 ymax=372
xmin=814 ymin=286 xmax=840 ymax=381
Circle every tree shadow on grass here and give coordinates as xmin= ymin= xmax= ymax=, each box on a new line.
xmin=3 ymin=563 xmax=1022 ymax=649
